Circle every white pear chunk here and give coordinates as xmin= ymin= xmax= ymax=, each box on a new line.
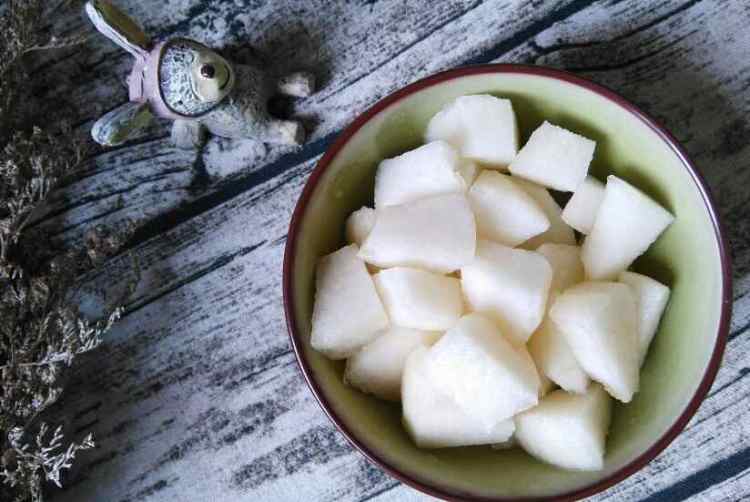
xmin=424 ymin=313 xmax=540 ymax=428
xmin=538 ymin=373 xmax=556 ymax=397
xmin=515 ymin=383 xmax=612 ymax=471
xmin=536 ymin=243 xmax=584 ymax=294
xmin=528 ymin=315 xmax=590 ymax=394
xmin=461 ymin=240 xmax=553 ymax=343
xmin=373 ymin=267 xmax=463 ymax=331
xmin=459 ymin=159 xmax=479 ymax=187
xmin=514 ymin=178 xmax=576 ymax=248
xmin=359 ymin=193 xmax=476 ymax=273
xmin=425 ymin=94 xmax=519 ymax=168
xmin=345 ymin=327 xmax=440 ymax=401
xmin=311 ymin=245 xmax=389 ymax=359
xmin=582 ymin=176 xmax=674 ymax=280
xmin=549 ymin=282 xmax=639 ymax=402
xmin=527 ymin=243 xmax=583 ymax=394
xmin=345 ymin=207 xmax=376 ymax=247
xmin=468 ymin=171 xmax=550 ymax=246
xmin=619 ymin=271 xmax=671 ymax=365
xmin=374 ymin=141 xmax=468 ymax=207
xmin=402 ymin=347 xmax=515 ymax=448
xmin=561 ymin=175 xmax=605 ymax=234
xmin=509 ymin=121 xmax=595 ymax=191
xmin=517 ymin=341 xmax=555 ymax=397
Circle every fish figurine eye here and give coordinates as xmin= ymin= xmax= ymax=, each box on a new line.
xmin=189 ymin=49 xmax=233 ymax=104
xmin=200 ymin=64 xmax=216 ymax=79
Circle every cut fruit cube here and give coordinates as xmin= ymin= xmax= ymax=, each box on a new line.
xmin=515 ymin=383 xmax=612 ymax=471
xmin=581 ymin=176 xmax=674 ymax=280
xmin=619 ymin=271 xmax=671 ymax=366
xmin=468 ymin=171 xmax=550 ymax=246
xmin=345 ymin=327 xmax=440 ymax=401
xmin=311 ymin=245 xmax=389 ymax=359
xmin=508 ymin=121 xmax=596 ymax=191
xmin=528 ymin=315 xmax=590 ymax=394
xmin=514 ymin=178 xmax=576 ymax=248
xmin=359 ymin=193 xmax=476 ymax=274
xmin=345 ymin=207 xmax=376 ymax=247
xmin=562 ymin=175 xmax=605 ymax=234
xmin=425 ymin=94 xmax=519 ymax=168
xmin=549 ymin=282 xmax=639 ymax=402
xmin=374 ymin=141 xmax=467 ymax=208
xmin=461 ymin=240 xmax=553 ymax=343
xmin=538 ymin=373 xmax=556 ymax=397
xmin=459 ymin=159 xmax=479 ymax=187
xmin=536 ymin=243 xmax=584 ymax=295
xmin=373 ymin=267 xmax=463 ymax=331
xmin=402 ymin=347 xmax=515 ymax=448
xmin=516 ymin=341 xmax=556 ymax=398
xmin=424 ymin=313 xmax=540 ymax=428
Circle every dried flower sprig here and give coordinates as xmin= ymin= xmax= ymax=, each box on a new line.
xmin=0 ymin=1 xmax=138 ymax=501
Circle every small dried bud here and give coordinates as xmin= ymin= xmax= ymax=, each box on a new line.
xmin=2 ymin=449 xmax=17 ymax=470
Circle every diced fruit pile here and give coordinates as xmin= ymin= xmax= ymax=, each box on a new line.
xmin=310 ymin=94 xmax=673 ymax=471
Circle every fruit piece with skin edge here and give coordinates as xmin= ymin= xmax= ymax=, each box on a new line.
xmin=581 ymin=175 xmax=674 ymax=280
xmin=402 ymin=347 xmax=515 ymax=448
xmin=535 ymin=243 xmax=584 ymax=295
xmin=468 ymin=171 xmax=550 ymax=247
xmin=515 ymin=383 xmax=612 ymax=471
xmin=528 ymin=313 xmax=590 ymax=394
xmin=508 ymin=121 xmax=596 ymax=191
xmin=514 ymin=178 xmax=576 ymax=248
xmin=425 ymin=94 xmax=519 ymax=168
xmin=461 ymin=240 xmax=553 ymax=343
xmin=311 ymin=245 xmax=389 ymax=359
xmin=345 ymin=207 xmax=376 ymax=247
xmin=345 ymin=327 xmax=440 ymax=401
xmin=374 ymin=141 xmax=468 ymax=208
xmin=373 ymin=267 xmax=463 ymax=331
xmin=359 ymin=193 xmax=476 ymax=274
xmin=549 ymin=281 xmax=639 ymax=402
xmin=562 ymin=175 xmax=605 ymax=234
xmin=424 ymin=313 xmax=540 ymax=428
xmin=619 ymin=271 xmax=671 ymax=366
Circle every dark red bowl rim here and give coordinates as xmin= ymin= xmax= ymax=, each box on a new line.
xmin=282 ymin=63 xmax=732 ymax=501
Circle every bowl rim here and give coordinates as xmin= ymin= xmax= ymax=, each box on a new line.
xmin=282 ymin=63 xmax=732 ymax=501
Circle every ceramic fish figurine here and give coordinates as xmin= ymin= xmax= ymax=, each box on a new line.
xmin=85 ymin=0 xmax=315 ymax=149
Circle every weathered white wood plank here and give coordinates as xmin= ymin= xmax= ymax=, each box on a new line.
xmin=39 ymin=0 xmax=750 ymax=501
xmin=693 ymin=469 xmax=750 ymax=502
xmin=368 ymin=486 xmax=434 ymax=502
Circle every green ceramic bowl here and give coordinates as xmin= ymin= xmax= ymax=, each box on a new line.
xmin=283 ymin=65 xmax=731 ymax=500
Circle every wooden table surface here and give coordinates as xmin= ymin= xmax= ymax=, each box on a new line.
xmin=42 ymin=1 xmax=749 ymax=500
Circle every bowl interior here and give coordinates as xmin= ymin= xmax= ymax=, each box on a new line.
xmin=287 ymin=69 xmax=726 ymax=499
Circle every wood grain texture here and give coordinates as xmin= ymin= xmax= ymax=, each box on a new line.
xmin=40 ymin=0 xmax=750 ymax=500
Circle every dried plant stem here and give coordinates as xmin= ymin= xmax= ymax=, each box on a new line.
xmin=0 ymin=2 xmax=138 ymax=501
